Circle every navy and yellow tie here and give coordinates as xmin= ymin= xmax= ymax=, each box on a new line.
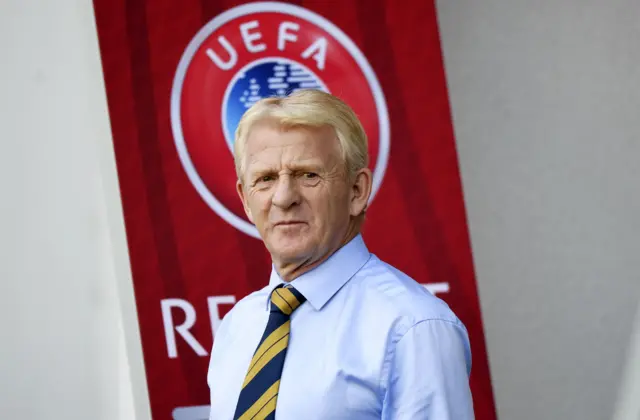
xmin=233 ymin=285 xmax=307 ymax=420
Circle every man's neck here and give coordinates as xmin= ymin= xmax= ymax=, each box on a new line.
xmin=274 ymin=226 xmax=359 ymax=282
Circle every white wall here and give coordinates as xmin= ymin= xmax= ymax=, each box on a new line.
xmin=436 ymin=1 xmax=640 ymax=419
xmin=0 ymin=1 xmax=148 ymax=419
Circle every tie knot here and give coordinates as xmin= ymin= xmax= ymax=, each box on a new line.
xmin=270 ymin=285 xmax=306 ymax=315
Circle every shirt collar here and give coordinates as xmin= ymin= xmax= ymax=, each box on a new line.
xmin=267 ymin=234 xmax=371 ymax=311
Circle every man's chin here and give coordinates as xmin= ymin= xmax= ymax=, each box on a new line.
xmin=268 ymin=240 xmax=312 ymax=263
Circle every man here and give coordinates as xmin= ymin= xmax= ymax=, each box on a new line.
xmin=208 ymin=89 xmax=474 ymax=419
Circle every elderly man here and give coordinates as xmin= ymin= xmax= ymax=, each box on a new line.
xmin=207 ymin=89 xmax=474 ymax=419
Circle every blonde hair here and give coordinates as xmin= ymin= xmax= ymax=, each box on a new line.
xmin=233 ymin=89 xmax=368 ymax=180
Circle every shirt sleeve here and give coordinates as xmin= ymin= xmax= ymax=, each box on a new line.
xmin=381 ymin=319 xmax=475 ymax=420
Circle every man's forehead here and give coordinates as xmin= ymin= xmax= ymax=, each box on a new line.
xmin=247 ymin=154 xmax=325 ymax=170
xmin=245 ymin=123 xmax=339 ymax=159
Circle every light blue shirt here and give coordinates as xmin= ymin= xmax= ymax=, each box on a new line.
xmin=207 ymin=235 xmax=474 ymax=419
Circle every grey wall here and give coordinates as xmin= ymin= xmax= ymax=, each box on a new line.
xmin=436 ymin=1 xmax=640 ymax=419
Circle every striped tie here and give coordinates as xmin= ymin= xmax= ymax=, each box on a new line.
xmin=233 ymin=285 xmax=307 ymax=420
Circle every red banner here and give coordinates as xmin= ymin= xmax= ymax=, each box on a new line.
xmin=93 ymin=1 xmax=497 ymax=418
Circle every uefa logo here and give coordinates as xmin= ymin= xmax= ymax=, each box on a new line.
xmin=170 ymin=2 xmax=390 ymax=238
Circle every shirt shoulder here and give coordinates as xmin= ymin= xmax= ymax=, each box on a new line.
xmin=350 ymin=255 xmax=465 ymax=332
xmin=218 ymin=284 xmax=271 ymax=332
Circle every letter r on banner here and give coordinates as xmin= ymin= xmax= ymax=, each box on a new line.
xmin=161 ymin=298 xmax=208 ymax=358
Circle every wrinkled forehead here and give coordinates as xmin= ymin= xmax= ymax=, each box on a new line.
xmin=243 ymin=121 xmax=343 ymax=169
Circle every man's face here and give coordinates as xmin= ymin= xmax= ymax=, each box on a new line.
xmin=237 ymin=121 xmax=352 ymax=265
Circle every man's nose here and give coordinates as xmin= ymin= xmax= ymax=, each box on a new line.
xmin=272 ymin=175 xmax=300 ymax=209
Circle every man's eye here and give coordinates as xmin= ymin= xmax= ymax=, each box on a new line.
xmin=260 ymin=175 xmax=274 ymax=182
xmin=303 ymin=172 xmax=318 ymax=179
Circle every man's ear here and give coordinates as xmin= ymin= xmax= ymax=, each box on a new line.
xmin=349 ymin=167 xmax=373 ymax=217
xmin=236 ymin=179 xmax=254 ymax=223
